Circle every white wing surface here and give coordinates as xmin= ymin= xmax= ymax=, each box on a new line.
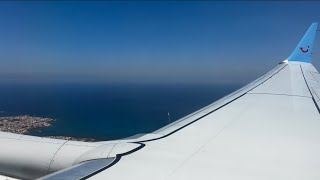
xmin=87 ymin=23 xmax=320 ymax=180
xmin=0 ymin=23 xmax=319 ymax=180
xmin=90 ymin=62 xmax=320 ymax=180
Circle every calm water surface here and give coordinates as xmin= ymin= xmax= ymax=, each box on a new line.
xmin=0 ymin=83 xmax=242 ymax=140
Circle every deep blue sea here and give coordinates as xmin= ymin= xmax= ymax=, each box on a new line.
xmin=0 ymin=83 xmax=241 ymax=140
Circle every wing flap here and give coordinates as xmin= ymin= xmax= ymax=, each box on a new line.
xmin=38 ymin=158 xmax=116 ymax=180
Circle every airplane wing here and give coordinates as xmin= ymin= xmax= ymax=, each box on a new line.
xmin=0 ymin=23 xmax=320 ymax=180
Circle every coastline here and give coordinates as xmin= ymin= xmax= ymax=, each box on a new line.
xmin=0 ymin=115 xmax=97 ymax=142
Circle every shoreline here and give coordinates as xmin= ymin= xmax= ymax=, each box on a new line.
xmin=0 ymin=115 xmax=97 ymax=142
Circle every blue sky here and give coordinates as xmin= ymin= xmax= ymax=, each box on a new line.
xmin=1 ymin=1 xmax=320 ymax=84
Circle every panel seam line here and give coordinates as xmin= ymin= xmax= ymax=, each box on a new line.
xmin=47 ymin=140 xmax=69 ymax=174
xmin=300 ymin=65 xmax=320 ymax=113
xmin=247 ymin=92 xmax=311 ymax=98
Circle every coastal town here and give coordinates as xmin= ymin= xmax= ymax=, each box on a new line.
xmin=0 ymin=115 xmax=96 ymax=142
xmin=0 ymin=115 xmax=53 ymax=134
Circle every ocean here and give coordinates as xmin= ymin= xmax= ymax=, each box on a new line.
xmin=0 ymin=83 xmax=242 ymax=140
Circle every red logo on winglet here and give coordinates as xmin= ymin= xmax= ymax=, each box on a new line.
xmin=300 ymin=46 xmax=309 ymax=53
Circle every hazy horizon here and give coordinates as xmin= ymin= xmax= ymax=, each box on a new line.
xmin=1 ymin=1 xmax=320 ymax=85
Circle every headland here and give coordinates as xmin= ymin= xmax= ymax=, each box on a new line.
xmin=0 ymin=115 xmax=96 ymax=142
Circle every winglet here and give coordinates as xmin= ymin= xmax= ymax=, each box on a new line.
xmin=287 ymin=22 xmax=318 ymax=63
